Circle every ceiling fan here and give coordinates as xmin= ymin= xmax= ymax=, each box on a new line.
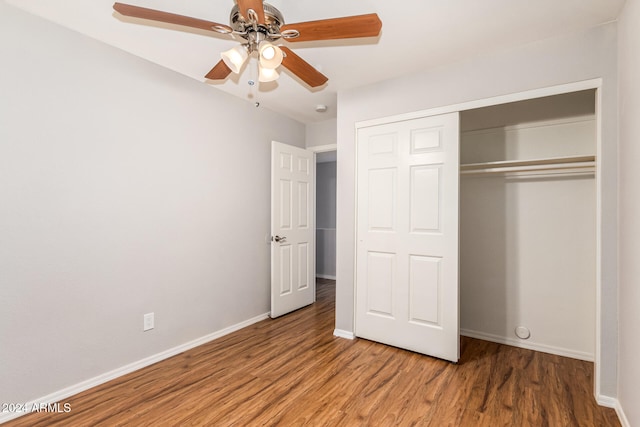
xmin=112 ymin=1 xmax=382 ymax=88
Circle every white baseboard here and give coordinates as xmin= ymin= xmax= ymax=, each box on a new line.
xmin=460 ymin=328 xmax=594 ymax=361
xmin=613 ymin=399 xmax=631 ymax=427
xmin=596 ymin=394 xmax=618 ymax=408
xmin=596 ymin=394 xmax=631 ymax=427
xmin=596 ymin=395 xmax=631 ymax=427
xmin=333 ymin=329 xmax=355 ymax=339
xmin=316 ymin=274 xmax=336 ymax=280
xmin=0 ymin=312 xmax=270 ymax=425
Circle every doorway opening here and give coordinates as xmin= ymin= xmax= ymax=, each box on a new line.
xmin=314 ymin=148 xmax=337 ymax=309
xmin=315 ymin=150 xmax=337 ymax=281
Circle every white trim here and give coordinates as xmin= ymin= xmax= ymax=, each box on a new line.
xmin=613 ymin=400 xmax=631 ymax=427
xmin=316 ymin=274 xmax=336 ymax=280
xmin=460 ymin=329 xmax=594 ymax=362
xmin=333 ymin=329 xmax=355 ymax=339
xmin=352 ymin=122 xmax=361 ymax=342
xmin=593 ymin=86 xmax=603 ymax=400
xmin=0 ymin=312 xmax=270 ymax=424
xmin=597 ymin=395 xmax=618 ymax=408
xmin=595 ymin=396 xmax=631 ymax=427
xmin=307 ymin=144 xmax=337 ymax=153
xmin=356 ymin=79 xmax=602 ymax=129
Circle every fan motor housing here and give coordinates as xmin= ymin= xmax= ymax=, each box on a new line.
xmin=229 ymin=3 xmax=284 ymax=39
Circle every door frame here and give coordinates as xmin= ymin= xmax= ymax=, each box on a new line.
xmin=353 ymin=78 xmax=604 ymax=400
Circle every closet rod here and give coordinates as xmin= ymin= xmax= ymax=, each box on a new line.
xmin=460 ymin=155 xmax=595 ymax=171
xmin=460 ymin=161 xmax=595 ymax=175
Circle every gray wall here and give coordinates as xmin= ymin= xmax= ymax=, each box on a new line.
xmin=336 ymin=23 xmax=619 ymax=398
xmin=618 ymin=0 xmax=640 ymax=424
xmin=306 ymin=119 xmax=337 ymax=148
xmin=0 ymin=3 xmax=304 ymax=406
xmin=316 ymin=161 xmax=336 ymax=278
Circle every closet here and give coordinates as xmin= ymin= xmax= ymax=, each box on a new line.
xmin=459 ymin=89 xmax=596 ymax=361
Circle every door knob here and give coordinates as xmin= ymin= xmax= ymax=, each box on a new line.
xmin=273 ymin=235 xmax=287 ymax=243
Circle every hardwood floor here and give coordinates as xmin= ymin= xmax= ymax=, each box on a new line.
xmin=6 ymin=279 xmax=620 ymax=426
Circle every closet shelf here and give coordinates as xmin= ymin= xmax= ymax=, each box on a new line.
xmin=460 ymin=155 xmax=596 ymax=175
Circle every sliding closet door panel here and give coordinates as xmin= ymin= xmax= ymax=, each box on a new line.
xmin=356 ymin=113 xmax=460 ymax=362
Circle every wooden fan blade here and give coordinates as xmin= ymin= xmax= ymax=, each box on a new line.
xmin=281 ymin=13 xmax=382 ymax=42
xmin=237 ymin=0 xmax=266 ymax=24
xmin=280 ymin=47 xmax=328 ymax=88
xmin=205 ymin=60 xmax=232 ymax=80
xmin=113 ymin=3 xmax=233 ymax=34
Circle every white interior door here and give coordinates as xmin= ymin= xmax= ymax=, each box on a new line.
xmin=355 ymin=113 xmax=460 ymax=362
xmin=271 ymin=141 xmax=315 ymax=318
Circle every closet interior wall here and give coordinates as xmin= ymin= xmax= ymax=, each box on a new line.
xmin=459 ymin=90 xmax=597 ymax=361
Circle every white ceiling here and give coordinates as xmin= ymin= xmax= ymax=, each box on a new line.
xmin=6 ymin=0 xmax=625 ymax=124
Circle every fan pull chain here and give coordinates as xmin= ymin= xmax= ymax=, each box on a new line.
xmin=248 ymin=60 xmax=260 ymax=107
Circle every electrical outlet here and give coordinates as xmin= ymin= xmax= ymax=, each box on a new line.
xmin=143 ymin=312 xmax=154 ymax=331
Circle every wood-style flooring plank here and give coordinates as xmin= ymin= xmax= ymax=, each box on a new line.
xmin=5 ymin=279 xmax=620 ymax=427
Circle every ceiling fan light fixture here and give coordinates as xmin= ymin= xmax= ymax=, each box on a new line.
xmin=258 ymin=42 xmax=283 ymax=69
xmin=221 ymin=45 xmax=249 ymax=74
xmin=112 ymin=2 xmax=383 ymax=88
xmin=258 ymin=64 xmax=280 ymax=82
xmin=262 ymin=45 xmax=275 ymax=60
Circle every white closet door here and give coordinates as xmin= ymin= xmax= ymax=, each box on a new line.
xmin=355 ymin=113 xmax=460 ymax=362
